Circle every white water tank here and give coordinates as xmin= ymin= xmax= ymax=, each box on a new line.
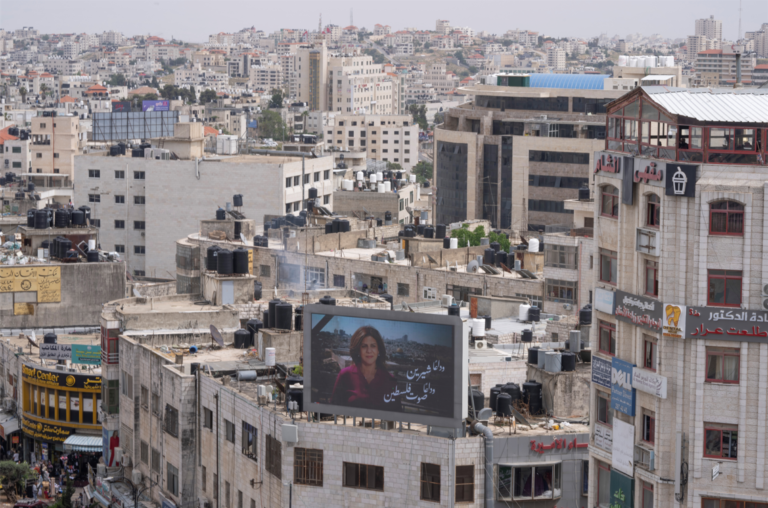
xmin=629 ymin=56 xmax=638 ymax=67
xmin=376 ymin=171 xmax=383 ymax=181
xmin=618 ymin=55 xmax=628 ymax=66
xmin=545 ymin=352 xmax=562 ymax=373
xmin=410 ymin=174 xmax=416 ymax=183
xmin=471 ymin=318 xmax=486 ymax=337
xmin=265 ymin=347 xmax=276 ymax=366
xmin=528 ymin=238 xmax=539 ymax=252
xmin=666 ymin=56 xmax=675 ymax=67
xmin=370 ymin=173 xmax=377 ymax=183
xmin=88 ymin=239 xmax=96 ymax=251
xmin=378 ymin=183 xmax=386 ymax=193
xmin=519 ymin=304 xmax=531 ymax=321
xmin=450 ymin=238 xmax=458 ymax=249
xmin=356 ymin=171 xmax=364 ymax=181
xmin=344 ymin=180 xmax=354 ymax=191
xmin=647 ymin=56 xmax=657 ymax=68
xmin=384 ymin=181 xmax=391 ymax=192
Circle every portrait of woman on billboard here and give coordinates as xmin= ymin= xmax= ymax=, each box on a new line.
xmin=331 ymin=326 xmax=397 ymax=410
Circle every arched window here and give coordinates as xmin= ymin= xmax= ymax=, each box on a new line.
xmin=646 ymin=194 xmax=660 ymax=228
xmin=601 ymin=185 xmax=619 ymax=218
xmin=710 ymin=201 xmax=744 ymax=235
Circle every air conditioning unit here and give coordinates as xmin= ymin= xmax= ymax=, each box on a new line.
xmin=122 ymin=454 xmax=132 ymax=467
xmin=113 ymin=447 xmax=123 ymax=462
xmin=131 ymin=470 xmax=142 ymax=484
xmin=762 ymin=283 xmax=768 ymax=297
xmin=634 ymin=445 xmax=655 ymax=471
xmin=97 ymin=464 xmax=106 ymax=476
xmin=474 ymin=340 xmax=488 ymax=350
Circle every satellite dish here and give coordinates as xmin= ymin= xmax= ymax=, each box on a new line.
xmin=467 ymin=260 xmax=479 ymax=273
xmin=209 ymin=325 xmax=224 ymax=347
xmin=132 ymin=287 xmax=142 ymax=298
xmin=27 ymin=332 xmax=38 ymax=348
xmin=511 ymin=406 xmax=533 ymax=428
xmin=240 ymin=233 xmax=247 ymax=244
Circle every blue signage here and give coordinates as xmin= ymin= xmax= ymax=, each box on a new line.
xmin=611 ymin=357 xmax=636 ymax=416
xmin=142 ymin=100 xmax=169 ymax=112
xmin=592 ymin=355 xmax=612 ymax=389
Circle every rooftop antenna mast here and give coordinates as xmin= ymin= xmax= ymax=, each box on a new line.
xmin=738 ymin=0 xmax=742 ymax=41
xmin=350 ymin=8 xmax=353 ymax=27
xmin=319 ymin=13 xmax=322 ymax=34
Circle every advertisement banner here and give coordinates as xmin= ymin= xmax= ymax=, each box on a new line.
xmin=662 ymin=303 xmax=686 ymax=339
xmin=591 ymin=356 xmax=612 ymax=389
xmin=594 ymin=288 xmax=616 ymax=315
xmin=40 ymin=343 xmax=72 ymax=361
xmin=686 ymin=306 xmax=768 ymax=343
xmin=666 ymin=164 xmax=697 ymax=198
xmin=304 ymin=305 xmax=464 ymax=427
xmin=111 ymin=101 xmax=132 ymax=113
xmin=22 ymin=363 xmax=102 ymax=391
xmin=595 ymin=424 xmax=613 ymax=451
xmin=614 ymin=290 xmax=663 ymax=333
xmin=632 ymin=368 xmax=668 ymax=399
xmin=71 ymin=345 xmax=102 ymax=365
xmin=612 ymin=419 xmax=635 ymax=476
xmin=611 ymin=357 xmax=636 ymax=416
xmin=142 ymin=100 xmax=169 ymax=112
xmin=21 ymin=415 xmax=74 ymax=443
xmin=609 ymin=469 xmax=635 ymax=508
xmin=594 ymin=152 xmax=624 ymax=177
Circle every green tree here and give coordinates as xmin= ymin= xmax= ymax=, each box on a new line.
xmin=39 ymin=84 xmax=49 ymax=100
xmin=151 ymin=76 xmax=160 ymax=89
xmin=19 ymin=86 xmax=27 ymax=103
xmin=268 ymin=89 xmax=284 ymax=109
xmin=0 ymin=460 xmax=33 ymax=496
xmin=363 ymin=49 xmax=387 ymax=65
xmin=386 ymin=162 xmax=402 ymax=170
xmin=488 ymin=230 xmax=511 ymax=252
xmin=258 ymin=109 xmax=287 ymax=140
xmin=408 ymin=104 xmax=428 ymax=131
xmin=300 ymin=110 xmax=309 ymax=132
xmin=41 ymin=34 xmax=50 ymax=41
xmin=189 ymin=85 xmax=197 ymax=103
xmin=451 ymin=225 xmax=486 ymax=247
xmin=199 ymin=89 xmax=218 ymax=104
xmin=107 ymin=73 xmax=127 ymax=87
xmin=412 ymin=161 xmax=433 ymax=183
xmin=454 ymin=50 xmax=467 ymax=66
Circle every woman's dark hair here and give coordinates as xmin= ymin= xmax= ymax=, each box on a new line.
xmin=349 ymin=325 xmax=388 ymax=370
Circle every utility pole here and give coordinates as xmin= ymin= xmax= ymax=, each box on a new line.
xmin=738 ymin=0 xmax=742 ymax=41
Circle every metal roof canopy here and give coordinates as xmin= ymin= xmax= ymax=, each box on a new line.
xmin=63 ymin=434 xmax=103 ymax=452
xmin=641 ymin=86 xmax=768 ymax=124
xmin=528 ymin=73 xmax=610 ymax=90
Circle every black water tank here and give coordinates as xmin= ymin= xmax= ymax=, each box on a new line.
xmin=490 ymin=386 xmax=502 ymax=411
xmin=447 ymin=304 xmax=460 ymax=317
xmin=528 ymin=347 xmax=540 ymax=365
xmin=60 ymin=238 xmax=72 ymax=257
xmin=496 ymin=393 xmax=512 ymax=417
xmin=319 ymin=295 xmax=336 ymax=306
xmin=263 ymin=310 xmax=270 ymax=327
xmin=325 ymin=222 xmax=333 ymax=234
xmin=268 ymin=299 xmax=281 ymax=328
xmin=483 ymin=315 xmax=492 ymax=330
xmin=435 ymin=224 xmax=446 ymax=238
xmin=206 ymin=246 xmax=220 ymax=271
xmin=27 ymin=210 xmax=35 ymax=227
xmin=580 ymin=304 xmax=592 ymax=325
xmin=561 ymin=352 xmax=576 ymax=372
xmin=308 ymin=188 xmax=318 ymax=199
xmin=578 ymin=184 xmax=590 ymax=201
xmin=234 ymin=221 xmax=242 ymax=239
xmin=217 ymin=249 xmax=233 ymax=275
xmin=424 ymin=227 xmax=434 ymax=238
xmin=275 ymin=302 xmax=292 ymax=330
xmin=233 ymin=248 xmax=249 ymax=274
xmin=34 ymin=209 xmax=48 ymax=229
xmin=78 ymin=206 xmax=90 ymax=222
xmin=264 ymin=223 xmax=271 ymax=234
xmin=502 ymin=383 xmax=521 ymax=403
xmin=233 ymin=194 xmax=243 ymax=207
xmin=216 ymin=208 xmax=226 ymax=220
xmin=338 ymin=220 xmax=350 ymax=232
xmin=469 ymin=390 xmax=484 ymax=418
xmin=234 ymin=329 xmax=251 ymax=349
xmin=490 ymin=241 xmax=500 ymax=252
xmin=286 ymin=387 xmax=303 ymax=412
xmin=43 ymin=333 xmax=57 ymax=344
xmin=54 ymin=209 xmax=69 ymax=228
xmin=331 ymin=219 xmax=340 ymax=233
xmin=294 ymin=311 xmax=303 ymax=331
xmin=376 ymin=218 xmax=382 ymax=227
xmin=253 ymin=281 xmax=262 ymax=300
xmin=417 ymin=224 xmax=425 ymax=236
xmin=71 ymin=210 xmax=85 ymax=226
xmin=521 ymin=329 xmax=533 ymax=343
xmin=380 ymin=293 xmax=394 ymax=310
xmin=483 ymin=248 xmax=495 ymax=265
xmin=495 ymin=251 xmax=508 ymax=268
xmin=87 ymin=250 xmax=99 ymax=262
xmin=385 ymin=211 xmax=392 ymax=222
xmin=443 ymin=237 xmax=451 ymax=249
xmin=524 ymin=382 xmax=543 ymax=415
xmin=246 ymin=319 xmax=263 ymax=346
xmin=528 ymin=306 xmax=541 ymax=322
xmin=131 ymin=148 xmax=143 ymax=158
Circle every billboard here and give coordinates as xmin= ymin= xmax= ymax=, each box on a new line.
xmin=142 ymin=100 xmax=169 ymax=112
xmin=111 ymin=101 xmax=132 ymax=113
xmin=92 ymin=111 xmax=178 ymax=141
xmin=610 ymin=357 xmax=636 ymax=416
xmin=613 ymin=290 xmax=663 ymax=334
xmin=304 ymin=305 xmax=464 ymax=427
xmin=40 ymin=343 xmax=72 ymax=361
xmin=71 ymin=345 xmax=102 ymax=365
xmin=685 ymin=306 xmax=768 ymax=342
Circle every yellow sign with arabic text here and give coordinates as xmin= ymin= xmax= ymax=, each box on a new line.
xmin=14 ymin=303 xmax=34 ymax=315
xmin=0 ymin=266 xmax=61 ymax=302
xmin=21 ymin=415 xmax=75 ymax=443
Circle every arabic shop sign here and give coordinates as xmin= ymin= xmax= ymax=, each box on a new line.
xmin=528 ymin=436 xmax=589 ymax=454
xmin=686 ymin=306 xmax=768 ymax=343
xmin=40 ymin=343 xmax=72 ymax=361
xmin=632 ymin=368 xmax=667 ymax=399
xmin=22 ymin=363 xmax=102 ymax=391
xmin=609 ymin=469 xmax=635 ymax=508
xmin=610 ymin=357 xmax=636 ymax=416
xmin=662 ymin=303 xmax=686 ymax=339
xmin=594 ymin=152 xmax=624 ymax=176
xmin=21 ymin=415 xmax=74 ymax=443
xmin=595 ymin=424 xmax=613 ymax=451
xmin=592 ymin=355 xmax=612 ymax=389
xmin=71 ymin=345 xmax=102 ymax=365
xmin=614 ymin=290 xmax=663 ymax=333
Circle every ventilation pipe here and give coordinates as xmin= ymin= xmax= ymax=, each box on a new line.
xmin=474 ymin=421 xmax=494 ymax=508
xmin=735 ymin=53 xmax=743 ymax=89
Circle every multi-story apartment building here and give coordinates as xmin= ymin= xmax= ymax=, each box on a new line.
xmin=327 ymin=114 xmax=419 ymax=170
xmin=249 ymin=65 xmax=283 ymax=91
xmin=547 ymin=48 xmax=566 ymax=71
xmin=687 ymin=35 xmax=721 ymax=62
xmin=436 ymin=19 xmax=452 ymax=35
xmin=424 ymin=62 xmax=459 ymax=94
xmin=373 ymin=23 xmax=391 ymax=36
xmin=588 ymin=85 xmax=768 ymax=508
xmin=30 ymin=113 xmax=79 ymax=187
xmin=695 ymin=15 xmax=722 ymax=40
xmin=3 ymin=130 xmax=31 ymax=174
xmin=695 ymin=48 xmax=756 ymax=87
xmin=434 ymin=78 xmax=621 ymax=231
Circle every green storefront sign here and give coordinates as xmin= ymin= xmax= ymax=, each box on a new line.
xmin=71 ymin=344 xmax=102 ymax=365
xmin=610 ymin=470 xmax=634 ymax=508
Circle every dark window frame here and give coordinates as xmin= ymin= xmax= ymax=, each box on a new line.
xmin=598 ymin=321 xmax=616 ymax=356
xmin=707 ymin=269 xmax=742 ymax=307
xmin=709 ymin=200 xmax=744 ymax=236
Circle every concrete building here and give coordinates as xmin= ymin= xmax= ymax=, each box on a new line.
xmin=588 ymin=86 xmax=768 ymax=508
xmin=695 ymin=48 xmax=756 ymax=87
xmin=695 ymin=15 xmax=722 ymax=41
xmin=73 ymin=126 xmax=334 ymax=277
xmin=333 ymin=180 xmax=422 ymax=224
xmin=686 ymin=35 xmax=721 ymax=63
xmin=327 ymin=114 xmax=419 ymax=170
xmin=547 ymin=48 xmax=566 ymax=71
xmin=2 ymin=128 xmax=30 ymax=174
xmin=433 ymin=80 xmax=622 ymax=232
xmin=30 ymin=113 xmax=79 ymax=187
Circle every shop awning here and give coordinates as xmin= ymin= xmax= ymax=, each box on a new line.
xmin=0 ymin=411 xmax=19 ymax=440
xmin=63 ymin=435 xmax=102 ymax=452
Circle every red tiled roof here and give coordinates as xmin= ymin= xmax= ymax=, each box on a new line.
xmin=754 ymin=64 xmax=768 ymax=70
xmin=0 ymin=126 xmax=19 ymax=145
xmin=698 ymin=49 xmax=723 ymax=55
xmin=204 ymin=126 xmax=218 ymax=137
xmin=60 ymin=95 xmax=76 ymax=103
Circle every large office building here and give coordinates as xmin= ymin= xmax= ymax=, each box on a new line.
xmin=695 ymin=15 xmax=722 ymax=41
xmin=588 ymin=86 xmax=768 ymax=508
xmin=433 ymin=75 xmax=622 ymax=232
xmin=328 ymin=114 xmax=419 ymax=170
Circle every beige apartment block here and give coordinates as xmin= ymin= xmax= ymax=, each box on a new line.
xmin=30 ymin=113 xmax=78 ymax=186
xmin=327 ymin=114 xmax=419 ymax=170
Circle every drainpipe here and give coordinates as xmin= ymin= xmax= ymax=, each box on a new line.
xmin=473 ymin=422 xmax=494 ymax=508
xmin=735 ymin=52 xmax=743 ymax=89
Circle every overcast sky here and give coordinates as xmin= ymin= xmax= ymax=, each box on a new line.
xmin=1 ymin=0 xmax=766 ymax=43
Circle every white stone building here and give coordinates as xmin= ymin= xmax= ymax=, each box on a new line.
xmin=327 ymin=114 xmax=419 ymax=170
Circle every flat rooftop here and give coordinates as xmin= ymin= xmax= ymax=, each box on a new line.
xmin=115 ymin=295 xmax=227 ymax=316
xmin=10 ymin=333 xmax=102 ymax=374
xmin=81 ymin=152 xmax=331 ymax=165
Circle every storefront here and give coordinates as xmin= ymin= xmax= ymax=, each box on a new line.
xmin=20 ymin=362 xmax=102 ymax=468
xmin=0 ymin=409 xmax=20 ymax=455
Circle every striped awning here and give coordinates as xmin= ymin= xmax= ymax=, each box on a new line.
xmin=63 ymin=435 xmax=103 ymax=453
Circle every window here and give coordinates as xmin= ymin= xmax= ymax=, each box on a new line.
xmin=260 ymin=265 xmax=271 ymax=277
xmin=286 ymin=177 xmax=292 ymax=188
xmin=121 ymin=370 xmax=133 ymax=397
xmin=701 ymin=499 xmax=768 ymax=508
xmin=203 ymin=407 xmax=213 ymax=429
xmin=242 ymin=422 xmax=257 ymax=460
xmin=596 ymin=391 xmax=613 ymax=426
xmin=497 ymin=463 xmax=562 ymax=501
xmin=516 ymin=293 xmax=543 ymax=308
xmin=213 ymin=473 xmax=218 ymax=501
xmin=115 ymin=195 xmax=125 ymax=204
xmin=88 ymin=194 xmax=100 ymax=203
xmin=134 ymin=246 xmax=145 ymax=255
xmin=286 ymin=203 xmax=292 ymax=214
xmin=134 ymin=270 xmax=146 ymax=277
xmin=343 ymin=462 xmax=382 ymax=491
xmin=134 ymin=171 xmax=145 ymax=180
xmin=151 ymin=448 xmax=161 ymax=473
xmin=106 ymin=381 xmax=119 ymax=413
xmin=642 ymin=413 xmax=655 ymax=444
xmin=134 ymin=221 xmax=145 ymax=230
xmin=225 ymin=419 xmax=235 ymax=443
xmin=11 ymin=146 xmax=21 ymax=153
xmin=706 ymin=347 xmax=740 ymax=383
xmin=643 ymin=336 xmax=657 ymax=371
xmin=237 ymin=491 xmax=242 ymax=508
xmin=91 ymin=219 xmax=101 ymax=227
xmin=314 ymin=171 xmax=320 ymax=182
xmin=265 ymin=434 xmax=282 ymax=478
xmin=645 ymin=259 xmax=658 ymax=296
xmin=294 ymin=449 xmax=323 ymax=486
xmin=646 ymin=194 xmax=660 ymax=227
xmin=397 ymin=283 xmax=410 ymax=297
xmin=115 ymin=220 xmax=125 ymax=229
xmin=708 ymin=270 xmax=742 ymax=307
xmin=140 ymin=441 xmax=148 ymax=465
xmin=225 ymin=481 xmax=230 ymax=508
xmin=323 ymin=195 xmax=330 ymax=205
xmin=12 ymin=161 xmax=20 ymax=168
xmin=544 ymin=244 xmax=578 ymax=269
xmin=134 ymin=196 xmax=145 ymax=205
xmin=115 ymin=170 xmax=125 ymax=179
xmin=303 ymin=174 xmax=310 ymax=184
xmin=294 ymin=176 xmax=300 ymax=186
xmin=642 ymin=482 xmax=653 ymax=508
xmin=420 ymin=463 xmax=440 ymax=502
xmin=599 ymin=249 xmax=618 ymax=285
xmin=140 ymin=385 xmax=148 ymax=409
xmin=164 ymin=404 xmax=179 ymax=437
xmin=545 ymin=279 xmax=576 ymax=304
xmin=324 ymin=170 xmax=330 ymax=180
xmin=710 ymin=201 xmax=744 ymax=235
xmin=600 ymin=185 xmax=619 ymax=218
xmin=333 ymin=274 xmax=345 ymax=287
xmin=455 ymin=465 xmax=474 ymax=502
xmin=598 ymin=321 xmax=616 ymax=356
xmin=304 ymin=266 xmax=325 ymax=287
xmin=167 ymin=462 xmax=179 ymax=496
xmin=294 ymin=202 xmax=300 ymax=211
xmin=88 ymin=169 xmax=100 ymax=178
xmin=36 ymin=153 xmax=42 ymax=159
xmin=704 ymin=424 xmax=738 ymax=460
xmin=597 ymin=461 xmax=611 ymax=508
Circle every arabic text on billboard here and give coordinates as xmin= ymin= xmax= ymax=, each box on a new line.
xmin=71 ymin=345 xmax=102 ymax=365
xmin=142 ymin=100 xmax=169 ymax=112
xmin=614 ymin=290 xmax=663 ymax=333
xmin=686 ymin=306 xmax=768 ymax=343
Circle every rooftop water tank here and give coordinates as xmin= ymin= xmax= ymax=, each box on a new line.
xmin=275 ymin=302 xmax=293 ymax=330
xmin=319 ymin=295 xmax=336 ymax=306
xmin=206 ymin=246 xmax=220 ymax=271
xmin=527 ymin=238 xmax=539 ymax=253
xmin=216 ymin=208 xmax=226 ymax=220
xmin=217 ymin=249 xmax=233 ymax=275
xmin=435 ymin=224 xmax=446 ymax=238
xmin=519 ymin=304 xmax=531 ymax=321
xmin=234 ymin=329 xmax=250 ymax=349
xmin=268 ymin=299 xmax=281 ymax=328
xmin=233 ymin=194 xmax=243 ymax=207
xmin=578 ymin=184 xmax=590 ymax=201
xmin=471 ymin=318 xmax=485 ymax=338
xmin=233 ymin=248 xmax=249 ymax=274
